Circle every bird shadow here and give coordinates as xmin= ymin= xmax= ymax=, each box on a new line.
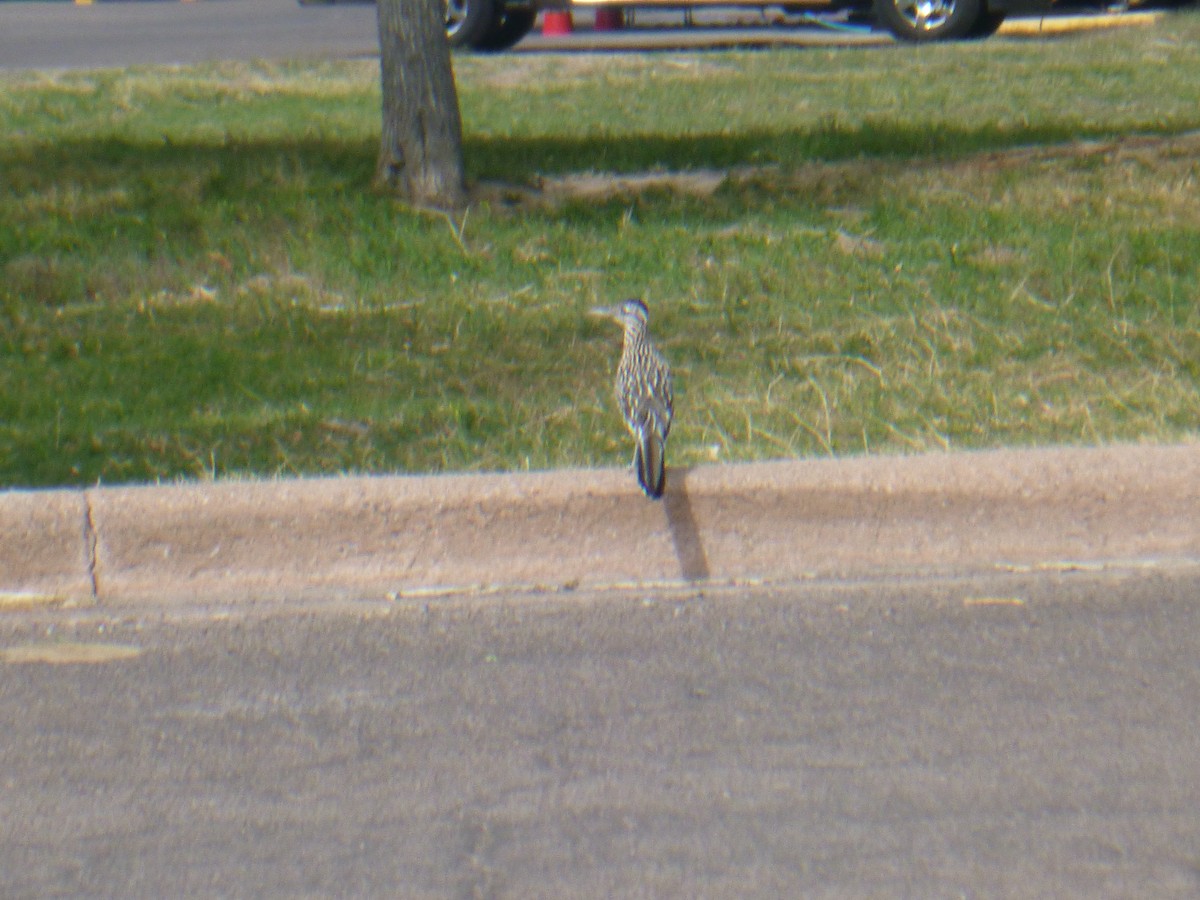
xmin=663 ymin=466 xmax=710 ymax=583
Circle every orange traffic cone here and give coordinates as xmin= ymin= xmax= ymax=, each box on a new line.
xmin=541 ymin=10 xmax=574 ymax=34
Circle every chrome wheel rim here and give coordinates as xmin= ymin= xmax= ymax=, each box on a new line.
xmin=894 ymin=0 xmax=956 ymax=31
xmin=445 ymin=0 xmax=468 ymax=36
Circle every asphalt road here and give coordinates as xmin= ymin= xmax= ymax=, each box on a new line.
xmin=3 ymin=567 xmax=1199 ymax=896
xmin=0 ymin=0 xmax=883 ymax=71
xmin=0 ymin=0 xmax=384 ymax=70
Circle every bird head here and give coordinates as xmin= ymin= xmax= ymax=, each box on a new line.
xmin=590 ymin=298 xmax=649 ymax=329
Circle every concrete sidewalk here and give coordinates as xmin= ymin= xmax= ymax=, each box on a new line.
xmin=3 ymin=443 xmax=1199 ymax=608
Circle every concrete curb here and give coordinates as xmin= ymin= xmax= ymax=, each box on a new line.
xmin=997 ymin=11 xmax=1164 ymax=37
xmin=2 ymin=443 xmax=1199 ymax=609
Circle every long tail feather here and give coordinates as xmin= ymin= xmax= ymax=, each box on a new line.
xmin=635 ymin=431 xmax=666 ymax=499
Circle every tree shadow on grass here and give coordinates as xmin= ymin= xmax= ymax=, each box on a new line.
xmin=3 ymin=116 xmax=1185 ymax=200
xmin=465 ymin=118 xmax=1144 ymax=182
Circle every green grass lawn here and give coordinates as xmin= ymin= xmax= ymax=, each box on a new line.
xmin=2 ymin=14 xmax=1199 ymax=488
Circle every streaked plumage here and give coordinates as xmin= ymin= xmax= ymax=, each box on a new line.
xmin=591 ymin=298 xmax=673 ymax=499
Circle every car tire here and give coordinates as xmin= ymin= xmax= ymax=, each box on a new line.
xmin=966 ymin=9 xmax=1005 ymax=38
xmin=446 ymin=0 xmax=497 ymax=48
xmin=472 ymin=6 xmax=538 ymax=51
xmin=873 ymin=0 xmax=985 ymax=41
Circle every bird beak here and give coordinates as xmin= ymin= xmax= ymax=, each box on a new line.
xmin=589 ymin=306 xmax=617 ymax=319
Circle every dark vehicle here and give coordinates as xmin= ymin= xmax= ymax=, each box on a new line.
xmin=445 ymin=0 xmax=1033 ymax=49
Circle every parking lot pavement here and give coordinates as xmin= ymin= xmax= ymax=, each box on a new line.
xmin=3 ymin=566 xmax=1200 ymax=895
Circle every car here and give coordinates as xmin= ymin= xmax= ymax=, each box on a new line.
xmin=446 ymin=0 xmax=541 ymax=50
xmin=444 ymin=0 xmax=1035 ymax=49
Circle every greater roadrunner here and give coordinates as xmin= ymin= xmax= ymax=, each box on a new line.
xmin=592 ymin=298 xmax=674 ymax=499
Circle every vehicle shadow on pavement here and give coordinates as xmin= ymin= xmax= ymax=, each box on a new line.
xmin=663 ymin=466 xmax=709 ymax=582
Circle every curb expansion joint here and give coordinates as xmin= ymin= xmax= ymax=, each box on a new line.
xmin=83 ymin=492 xmax=99 ymax=601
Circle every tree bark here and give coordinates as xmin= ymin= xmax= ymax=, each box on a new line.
xmin=376 ymin=0 xmax=466 ymax=209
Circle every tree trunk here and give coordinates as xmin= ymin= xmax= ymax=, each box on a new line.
xmin=376 ymin=0 xmax=466 ymax=209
